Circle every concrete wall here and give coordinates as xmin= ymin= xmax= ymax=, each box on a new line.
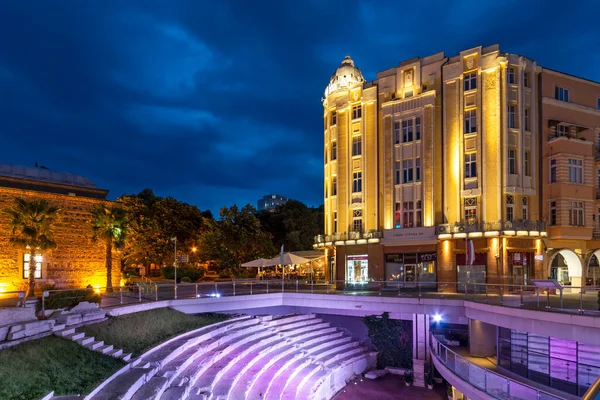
xmin=468 ymin=319 xmax=497 ymax=357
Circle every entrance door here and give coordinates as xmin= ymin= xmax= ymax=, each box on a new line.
xmin=404 ymin=264 xmax=416 ymax=286
xmin=512 ymin=265 xmax=524 ymax=286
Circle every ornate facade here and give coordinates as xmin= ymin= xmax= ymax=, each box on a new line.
xmin=317 ymin=45 xmax=600 ymax=290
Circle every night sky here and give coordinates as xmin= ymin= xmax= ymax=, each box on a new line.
xmin=0 ymin=1 xmax=598 ymax=214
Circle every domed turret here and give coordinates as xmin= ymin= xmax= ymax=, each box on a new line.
xmin=324 ymin=56 xmax=365 ymax=97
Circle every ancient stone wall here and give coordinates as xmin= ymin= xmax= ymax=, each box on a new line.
xmin=0 ymin=187 xmax=121 ymax=292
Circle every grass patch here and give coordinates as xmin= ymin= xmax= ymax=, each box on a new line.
xmin=0 ymin=336 xmax=124 ymax=400
xmin=81 ymin=308 xmax=230 ymax=356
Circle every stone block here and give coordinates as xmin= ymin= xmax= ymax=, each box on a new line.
xmin=71 ymin=301 xmax=99 ymax=312
xmin=364 ymin=369 xmax=388 ymax=379
xmin=81 ymin=310 xmax=106 ymax=323
xmin=384 ymin=366 xmax=410 ymax=375
xmin=0 ymin=326 xmax=9 ymax=342
xmin=7 ymin=320 xmax=55 ymax=340
xmin=0 ymin=307 xmax=36 ymax=325
xmin=57 ymin=313 xmax=83 ymax=326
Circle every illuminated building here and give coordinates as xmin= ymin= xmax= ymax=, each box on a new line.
xmin=0 ymin=163 xmax=120 ymax=292
xmin=317 ymin=45 xmax=600 ymax=289
xmin=257 ymin=194 xmax=289 ymax=212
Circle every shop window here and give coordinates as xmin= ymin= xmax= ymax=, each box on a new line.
xmin=347 ymin=255 xmax=368 ymax=283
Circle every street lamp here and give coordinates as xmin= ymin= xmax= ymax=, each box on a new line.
xmin=171 ymin=237 xmax=177 ymax=299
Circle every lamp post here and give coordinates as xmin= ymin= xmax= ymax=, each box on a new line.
xmin=171 ymin=237 xmax=177 ymax=299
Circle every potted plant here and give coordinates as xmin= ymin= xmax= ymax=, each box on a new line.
xmin=447 ymin=385 xmax=453 ymax=400
xmin=403 ymin=371 xmax=414 ymax=387
xmin=425 ymin=374 xmax=434 ymax=390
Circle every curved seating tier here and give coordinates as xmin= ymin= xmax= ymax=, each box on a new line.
xmin=88 ymin=313 xmax=376 ymax=400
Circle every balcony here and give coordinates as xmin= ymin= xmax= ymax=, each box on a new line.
xmin=436 ymin=220 xmax=547 ymax=239
xmin=313 ymin=230 xmax=383 ymax=247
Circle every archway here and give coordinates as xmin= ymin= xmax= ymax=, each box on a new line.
xmin=548 ymin=249 xmax=583 ymax=288
xmin=586 ymin=249 xmax=600 ymax=286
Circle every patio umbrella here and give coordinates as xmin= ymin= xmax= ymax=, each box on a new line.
xmin=241 ymin=258 xmax=270 ymax=267
xmin=265 ymin=252 xmax=311 ymax=266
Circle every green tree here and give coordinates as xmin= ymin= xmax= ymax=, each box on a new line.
xmin=4 ymin=198 xmax=60 ymax=296
xmin=198 ymin=204 xmax=275 ymax=268
xmin=258 ymin=201 xmax=324 ymax=251
xmin=363 ymin=312 xmax=412 ymax=369
xmin=91 ymin=205 xmax=128 ymax=291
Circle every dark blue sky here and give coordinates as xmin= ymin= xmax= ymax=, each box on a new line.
xmin=0 ymin=1 xmax=598 ymax=214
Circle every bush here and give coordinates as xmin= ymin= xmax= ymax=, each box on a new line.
xmin=363 ymin=312 xmax=413 ymax=369
xmin=123 ymin=268 xmax=140 ymax=278
xmin=36 ymin=289 xmax=101 ymax=312
xmin=218 ymin=267 xmax=257 ymax=279
xmin=161 ymin=266 xmax=205 ymax=282
xmin=180 ymin=277 xmax=192 ymax=283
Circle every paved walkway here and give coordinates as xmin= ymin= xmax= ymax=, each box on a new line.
xmin=332 ymin=375 xmax=445 ymax=400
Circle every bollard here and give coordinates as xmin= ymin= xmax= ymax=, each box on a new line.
xmin=214 ymin=282 xmax=218 ymax=297
xmin=250 ymin=281 xmax=253 ymax=295
xmin=233 ymin=281 xmax=236 ymax=296
xmin=195 ymin=284 xmax=198 ymax=299
xmin=120 ymin=287 xmax=123 ymax=305
xmin=311 ymin=280 xmax=314 ymax=294
xmin=296 ymin=280 xmax=299 ymax=293
xmin=155 ymin=284 xmax=158 ymax=301
xmin=138 ymin=286 xmax=142 ymax=302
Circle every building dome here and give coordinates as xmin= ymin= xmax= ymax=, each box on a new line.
xmin=324 ymin=56 xmax=365 ymax=97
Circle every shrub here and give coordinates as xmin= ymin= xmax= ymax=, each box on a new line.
xmin=162 ymin=266 xmax=206 ymax=282
xmin=363 ymin=312 xmax=412 ymax=369
xmin=180 ymin=276 xmax=192 ymax=283
xmin=36 ymin=289 xmax=101 ymax=312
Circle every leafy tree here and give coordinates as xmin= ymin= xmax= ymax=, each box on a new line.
xmin=198 ymin=204 xmax=276 ymax=268
xmin=363 ymin=312 xmax=412 ymax=369
xmin=258 ymin=200 xmax=324 ymax=251
xmin=4 ymin=198 xmax=60 ymax=296
xmin=91 ymin=205 xmax=128 ymax=291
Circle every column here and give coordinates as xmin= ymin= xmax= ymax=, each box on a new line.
xmin=412 ymin=313 xmax=430 ymax=387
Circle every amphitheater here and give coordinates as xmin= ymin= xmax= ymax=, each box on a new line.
xmin=87 ymin=313 xmax=376 ymax=400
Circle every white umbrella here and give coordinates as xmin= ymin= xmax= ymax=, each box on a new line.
xmin=241 ymin=258 xmax=270 ymax=267
xmin=265 ymin=252 xmax=311 ymax=266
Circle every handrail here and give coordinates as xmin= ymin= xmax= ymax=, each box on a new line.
xmin=430 ymin=334 xmax=564 ymax=400
xmin=0 ymin=290 xmax=27 ymax=307
xmin=582 ymin=375 xmax=600 ymax=399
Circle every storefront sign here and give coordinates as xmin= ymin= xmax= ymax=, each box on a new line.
xmin=418 ymin=253 xmax=437 ymax=262
xmin=534 ymin=255 xmax=544 ymax=261
xmin=347 ymin=254 xmax=368 ymax=261
xmin=383 ymin=227 xmax=436 ymax=242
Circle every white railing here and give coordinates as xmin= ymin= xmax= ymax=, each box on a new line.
xmin=430 ymin=334 xmax=564 ymax=400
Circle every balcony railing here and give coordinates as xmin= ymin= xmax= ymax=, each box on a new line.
xmin=436 ymin=220 xmax=546 ymax=235
xmin=314 ymin=230 xmax=383 ymax=244
xmin=430 ymin=334 xmax=564 ymax=400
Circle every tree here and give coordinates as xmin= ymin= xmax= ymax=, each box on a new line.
xmin=91 ymin=205 xmax=128 ymax=291
xmin=258 ymin=201 xmax=324 ymax=251
xmin=198 ymin=204 xmax=276 ymax=268
xmin=363 ymin=312 xmax=412 ymax=369
xmin=4 ymin=198 xmax=60 ymax=296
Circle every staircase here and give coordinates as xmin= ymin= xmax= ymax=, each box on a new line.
xmin=53 ymin=325 xmax=131 ymax=362
xmin=85 ymin=314 xmax=376 ymax=400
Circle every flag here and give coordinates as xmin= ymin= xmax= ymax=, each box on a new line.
xmin=465 ymin=239 xmax=475 ymax=265
xmin=280 ymin=244 xmax=284 ymax=265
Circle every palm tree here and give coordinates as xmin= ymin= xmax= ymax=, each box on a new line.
xmin=91 ymin=205 xmax=128 ymax=292
xmin=4 ymin=198 xmax=60 ymax=297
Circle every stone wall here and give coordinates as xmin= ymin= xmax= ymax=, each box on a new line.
xmin=0 ymin=187 xmax=121 ymax=292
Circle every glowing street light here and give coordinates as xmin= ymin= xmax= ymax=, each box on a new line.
xmin=432 ymin=313 xmax=443 ymax=323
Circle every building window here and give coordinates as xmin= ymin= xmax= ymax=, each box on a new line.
xmin=394 ymin=121 xmax=401 ymax=144
xmin=325 ymin=182 xmax=328 ymax=198
xmin=556 ymin=124 xmax=569 ymax=137
xmin=506 ymin=195 xmax=514 ymax=222
xmin=522 ymin=196 xmax=528 ymax=221
xmin=352 ymin=172 xmax=362 ymax=193
xmin=415 ymin=117 xmax=421 ymax=140
xmin=352 ymin=105 xmax=362 ymax=119
xmin=508 ymin=149 xmax=517 ymax=175
xmin=416 ymin=200 xmax=422 ymax=227
xmin=550 ymin=201 xmax=557 ymax=225
xmin=464 ymin=72 xmax=477 ymax=91
xmin=403 ymin=159 xmax=414 ymax=183
xmin=331 ymin=112 xmax=337 ymax=126
xmin=395 ymin=161 xmax=401 ymax=185
xmin=508 ymin=105 xmax=516 ymax=129
xmin=395 ymin=202 xmax=401 ymax=228
xmin=465 ymin=153 xmax=477 ymax=178
xmin=23 ymin=254 xmax=42 ymax=279
xmin=404 ymin=90 xmax=413 ymax=98
xmin=555 ymin=86 xmax=569 ymax=102
xmin=402 ymin=120 xmax=413 ymax=142
xmin=508 ymin=67 xmax=515 ymax=84
xmin=524 ymin=72 xmax=530 ymax=88
xmin=332 ymin=176 xmax=337 ymax=196
xmin=353 ymin=209 xmax=363 ymax=232
xmin=464 ymin=109 xmax=477 ymax=133
xmin=352 ymin=135 xmax=362 ymax=156
xmin=569 ymin=201 xmax=584 ymax=226
xmin=550 ymin=159 xmax=557 ymax=183
xmin=524 ymin=108 xmax=530 ymax=131
xmin=403 ymin=201 xmax=414 ymax=228
xmin=331 ymin=141 xmax=337 ymax=161
xmin=333 ymin=212 xmax=337 ymax=233
xmin=464 ymin=197 xmax=477 ymax=224
xmin=324 ymin=147 xmax=328 ymax=164
xmin=568 ymin=158 xmax=583 ymax=184
xmin=415 ymin=158 xmax=421 ymax=182
xmin=524 ymin=151 xmax=531 ymax=177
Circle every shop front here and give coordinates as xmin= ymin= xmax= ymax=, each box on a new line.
xmin=384 ymin=252 xmax=437 ymax=288
xmin=456 ymin=252 xmax=488 ymax=292
xmin=508 ymin=251 xmax=533 ymax=286
xmin=346 ymin=254 xmax=369 ymax=283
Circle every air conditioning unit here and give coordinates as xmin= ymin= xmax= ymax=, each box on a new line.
xmin=458 ymin=226 xmax=466 ymax=233
xmin=505 ymin=221 xmax=513 ymax=229
xmin=438 ymin=226 xmax=447 ymax=233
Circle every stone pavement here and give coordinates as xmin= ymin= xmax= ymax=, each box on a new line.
xmin=332 ymin=374 xmax=445 ymax=400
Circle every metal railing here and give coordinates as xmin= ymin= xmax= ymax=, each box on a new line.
xmin=436 ymin=219 xmax=547 ymax=234
xmin=314 ymin=230 xmax=383 ymax=244
xmin=430 ymin=334 xmax=564 ymax=400
xmin=0 ymin=290 xmax=27 ymax=307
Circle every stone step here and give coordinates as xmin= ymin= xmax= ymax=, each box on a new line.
xmin=65 ymin=332 xmax=85 ymax=341
xmin=75 ymin=336 xmax=95 ymax=346
xmin=130 ymin=376 xmax=169 ymax=400
xmin=109 ymin=348 xmax=123 ymax=358
xmin=121 ymin=353 xmax=132 ymax=362
xmin=87 ymin=367 xmax=152 ymax=400
xmin=266 ymin=314 xmax=316 ymax=328
xmin=264 ymin=357 xmax=311 ymax=400
xmin=97 ymin=344 xmax=114 ymax=354
xmin=53 ymin=328 xmax=75 ymax=337
xmin=84 ymin=340 xmax=105 ymax=351
xmin=52 ymin=323 xmax=67 ymax=332
xmin=272 ymin=317 xmax=323 ymax=332
xmin=245 ymin=351 xmax=302 ymax=400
